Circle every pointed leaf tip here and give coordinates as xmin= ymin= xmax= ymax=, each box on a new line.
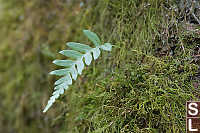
xmin=43 ymin=101 xmax=53 ymax=113
xmin=83 ymin=30 xmax=101 ymax=46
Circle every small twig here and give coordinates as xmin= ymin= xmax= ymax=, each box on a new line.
xmin=189 ymin=0 xmax=200 ymax=24
xmin=192 ymin=12 xmax=200 ymax=24
xmin=194 ymin=55 xmax=200 ymax=57
xmin=181 ymin=43 xmax=185 ymax=54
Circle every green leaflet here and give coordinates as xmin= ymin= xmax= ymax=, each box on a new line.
xmin=67 ymin=42 xmax=92 ymax=53
xmin=53 ymin=60 xmax=74 ymax=67
xmin=76 ymin=59 xmax=84 ymax=74
xmin=92 ymin=48 xmax=100 ymax=60
xmin=100 ymin=43 xmax=112 ymax=51
xmin=53 ymin=88 xmax=64 ymax=95
xmin=84 ymin=52 xmax=92 ymax=65
xmin=54 ymin=76 xmax=67 ymax=85
xmin=43 ymin=30 xmax=112 ymax=113
xmin=54 ymin=73 xmax=72 ymax=85
xmin=59 ymin=50 xmax=82 ymax=59
xmin=83 ymin=30 xmax=101 ymax=46
xmin=49 ymin=69 xmax=70 ymax=76
xmin=70 ymin=65 xmax=78 ymax=80
xmin=54 ymin=83 xmax=69 ymax=90
xmin=43 ymin=103 xmax=52 ymax=113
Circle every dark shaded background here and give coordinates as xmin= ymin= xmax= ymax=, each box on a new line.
xmin=0 ymin=0 xmax=199 ymax=132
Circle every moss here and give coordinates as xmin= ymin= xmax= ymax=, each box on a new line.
xmin=63 ymin=51 xmax=198 ymax=132
xmin=0 ymin=0 xmax=199 ymax=133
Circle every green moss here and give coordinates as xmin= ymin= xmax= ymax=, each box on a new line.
xmin=0 ymin=0 xmax=199 ymax=132
xmin=63 ymin=51 xmax=198 ymax=132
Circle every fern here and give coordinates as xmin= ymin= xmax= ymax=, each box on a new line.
xmin=43 ymin=30 xmax=112 ymax=113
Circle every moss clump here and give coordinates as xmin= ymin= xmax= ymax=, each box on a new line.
xmin=63 ymin=51 xmax=198 ymax=132
xmin=0 ymin=0 xmax=199 ymax=133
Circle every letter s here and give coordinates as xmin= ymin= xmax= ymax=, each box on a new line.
xmin=188 ymin=103 xmax=198 ymax=116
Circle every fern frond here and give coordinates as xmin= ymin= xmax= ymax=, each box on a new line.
xmin=43 ymin=30 xmax=112 ymax=113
